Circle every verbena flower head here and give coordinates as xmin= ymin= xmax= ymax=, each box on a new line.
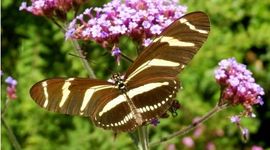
xmin=65 ymin=0 xmax=187 ymax=48
xmin=215 ymin=58 xmax=264 ymax=116
xmin=5 ymin=76 xmax=18 ymax=100
xmin=251 ymin=145 xmax=264 ymax=150
xmin=182 ymin=136 xmax=194 ymax=148
xmin=19 ymin=0 xmax=86 ymax=17
xmin=206 ymin=142 xmax=216 ymax=150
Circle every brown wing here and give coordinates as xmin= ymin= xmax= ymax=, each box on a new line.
xmin=123 ymin=12 xmax=210 ymax=122
xmin=126 ymin=76 xmax=180 ymax=122
xmin=30 ymin=78 xmax=118 ymax=116
xmin=124 ymin=12 xmax=210 ymax=83
xmin=30 ymin=78 xmax=139 ymax=132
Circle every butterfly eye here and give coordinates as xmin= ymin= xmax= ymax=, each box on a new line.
xmin=118 ymin=82 xmax=126 ymax=90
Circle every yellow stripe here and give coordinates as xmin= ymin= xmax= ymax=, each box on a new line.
xmin=179 ymin=18 xmax=208 ymax=34
xmin=59 ymin=78 xmax=74 ymax=107
xmin=42 ymin=81 xmax=49 ymax=107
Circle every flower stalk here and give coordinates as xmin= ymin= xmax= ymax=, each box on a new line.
xmin=137 ymin=126 xmax=149 ymax=150
xmin=1 ymin=117 xmax=22 ymax=150
xmin=149 ymin=104 xmax=228 ymax=147
xmin=70 ymin=39 xmax=96 ymax=78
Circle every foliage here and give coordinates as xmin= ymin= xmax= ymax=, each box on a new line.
xmin=1 ymin=0 xmax=270 ymax=150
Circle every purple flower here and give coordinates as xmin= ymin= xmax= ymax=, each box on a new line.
xmin=215 ymin=58 xmax=265 ymax=116
xmin=251 ymin=145 xmax=264 ymax=150
xmin=7 ymin=86 xmax=17 ymax=100
xmin=241 ymin=127 xmax=249 ymax=142
xmin=0 ymin=70 xmax=3 ymax=76
xmin=142 ymin=21 xmax=151 ymax=29
xmin=19 ymin=0 xmax=86 ymax=17
xmin=66 ymin=0 xmax=187 ymax=48
xmin=241 ymin=127 xmax=248 ymax=135
xmin=182 ymin=137 xmax=194 ymax=148
xmin=167 ymin=144 xmax=176 ymax=150
xmin=142 ymin=38 xmax=153 ymax=47
xmin=150 ymin=25 xmax=162 ymax=34
xmin=230 ymin=115 xmax=241 ymax=124
xmin=5 ymin=76 xmax=17 ymax=100
xmin=193 ymin=124 xmax=204 ymax=138
xmin=150 ymin=118 xmax=160 ymax=126
xmin=5 ymin=76 xmax=17 ymax=86
xmin=111 ymin=47 xmax=122 ymax=65
xmin=206 ymin=142 xmax=216 ymax=150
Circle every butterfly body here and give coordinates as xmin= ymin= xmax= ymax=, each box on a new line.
xmin=30 ymin=12 xmax=210 ymax=132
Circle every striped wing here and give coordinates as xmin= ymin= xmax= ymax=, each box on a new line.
xmin=125 ymin=12 xmax=210 ymax=82
xmin=124 ymin=12 xmax=210 ymax=121
xmin=30 ymin=78 xmax=141 ymax=132
xmin=127 ymin=76 xmax=180 ymax=122
xmin=30 ymin=78 xmax=118 ymax=116
xmin=30 ymin=12 xmax=210 ymax=132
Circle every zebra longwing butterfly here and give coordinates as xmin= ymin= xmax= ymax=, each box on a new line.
xmin=30 ymin=12 xmax=210 ymax=132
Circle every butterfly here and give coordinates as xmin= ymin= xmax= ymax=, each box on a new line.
xmin=30 ymin=11 xmax=210 ymax=132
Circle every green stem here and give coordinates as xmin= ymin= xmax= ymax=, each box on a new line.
xmin=120 ymin=53 xmax=134 ymax=63
xmin=137 ymin=126 xmax=149 ymax=150
xmin=1 ymin=117 xmax=22 ymax=150
xmin=50 ymin=17 xmax=65 ymax=31
xmin=1 ymin=99 xmax=10 ymax=116
xmin=149 ymin=104 xmax=228 ymax=147
xmin=51 ymin=20 xmax=96 ymax=79
xmin=70 ymin=39 xmax=96 ymax=78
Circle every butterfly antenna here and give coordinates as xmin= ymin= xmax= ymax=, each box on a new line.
xmin=120 ymin=53 xmax=134 ymax=63
xmin=68 ymin=52 xmax=100 ymax=67
xmin=68 ymin=53 xmax=86 ymax=59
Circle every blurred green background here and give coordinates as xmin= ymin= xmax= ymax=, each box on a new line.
xmin=1 ymin=0 xmax=270 ymax=150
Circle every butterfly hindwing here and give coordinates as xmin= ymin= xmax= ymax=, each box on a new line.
xmin=126 ymin=76 xmax=180 ymax=121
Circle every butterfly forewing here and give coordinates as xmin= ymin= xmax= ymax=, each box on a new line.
xmin=125 ymin=12 xmax=210 ymax=83
xmin=30 ymin=78 xmax=118 ymax=116
xmin=121 ymin=11 xmax=210 ymax=125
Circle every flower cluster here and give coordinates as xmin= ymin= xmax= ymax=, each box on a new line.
xmin=5 ymin=76 xmax=18 ymax=100
xmin=251 ymin=145 xmax=264 ymax=150
xmin=19 ymin=0 xmax=86 ymax=17
xmin=215 ymin=58 xmax=264 ymax=116
xmin=1 ymin=71 xmax=18 ymax=100
xmin=65 ymin=0 xmax=187 ymax=48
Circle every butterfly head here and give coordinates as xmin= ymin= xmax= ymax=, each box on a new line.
xmin=111 ymin=73 xmax=126 ymax=91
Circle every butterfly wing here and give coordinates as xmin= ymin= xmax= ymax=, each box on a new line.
xmin=124 ymin=12 xmax=210 ymax=121
xmin=125 ymin=12 xmax=210 ymax=83
xmin=126 ymin=76 xmax=180 ymax=122
xmin=30 ymin=78 xmax=139 ymax=131
xmin=30 ymin=78 xmax=117 ymax=116
xmin=30 ymin=12 xmax=210 ymax=132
